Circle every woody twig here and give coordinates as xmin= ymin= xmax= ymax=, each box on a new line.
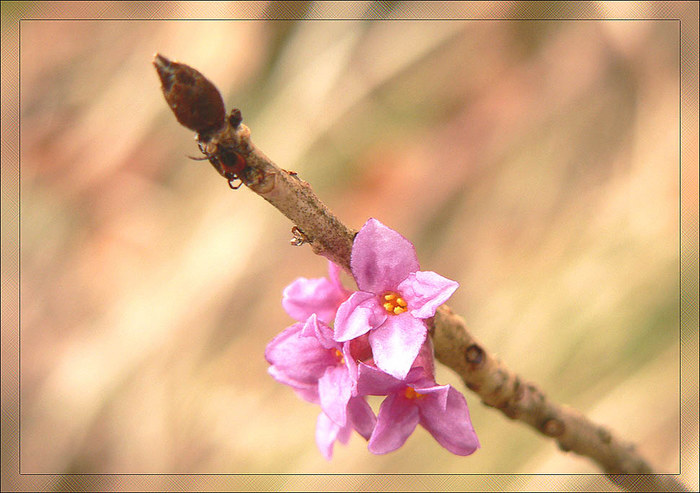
xmin=153 ymin=54 xmax=686 ymax=491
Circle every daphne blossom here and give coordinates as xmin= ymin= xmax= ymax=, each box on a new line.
xmin=266 ymin=218 xmax=477 ymax=459
xmin=334 ymin=218 xmax=459 ymax=379
xmin=356 ymin=362 xmax=480 ymax=455
xmin=282 ymin=261 xmax=351 ymax=324
xmin=266 ymin=315 xmax=357 ymax=426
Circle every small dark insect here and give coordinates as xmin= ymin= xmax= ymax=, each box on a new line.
xmin=154 ymin=53 xmax=248 ymax=189
xmin=193 ymin=137 xmax=247 ymax=189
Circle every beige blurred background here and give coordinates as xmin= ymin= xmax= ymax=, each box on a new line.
xmin=3 ymin=2 xmax=698 ymax=492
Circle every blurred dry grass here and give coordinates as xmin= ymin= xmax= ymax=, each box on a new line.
xmin=4 ymin=1 xmax=699 ymax=491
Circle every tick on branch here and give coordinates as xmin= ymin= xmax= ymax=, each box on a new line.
xmin=192 ymin=137 xmax=247 ymax=189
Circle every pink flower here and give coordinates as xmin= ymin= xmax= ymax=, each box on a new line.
xmin=268 ymin=218 xmax=475 ymax=459
xmin=265 ymin=315 xmax=358 ymax=427
xmin=334 ymin=218 xmax=459 ymax=379
xmin=356 ymin=362 xmax=480 ymax=456
xmin=282 ymin=261 xmax=351 ymax=324
xmin=265 ymin=314 xmax=377 ymax=459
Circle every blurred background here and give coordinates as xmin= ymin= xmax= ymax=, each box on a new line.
xmin=3 ymin=1 xmax=698 ymax=491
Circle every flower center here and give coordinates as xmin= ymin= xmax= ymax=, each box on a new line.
xmin=381 ymin=291 xmax=408 ymax=315
xmin=333 ymin=348 xmax=345 ymax=365
xmin=403 ymin=387 xmax=425 ymax=400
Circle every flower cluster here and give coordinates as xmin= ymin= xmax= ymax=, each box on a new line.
xmin=265 ymin=218 xmax=480 ymax=459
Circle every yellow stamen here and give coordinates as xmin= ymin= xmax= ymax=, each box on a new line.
xmin=380 ymin=291 xmax=409 ymax=315
xmin=334 ymin=349 xmax=345 ymax=365
xmin=404 ymin=387 xmax=424 ymax=400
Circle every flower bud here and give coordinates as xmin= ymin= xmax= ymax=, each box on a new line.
xmin=153 ymin=53 xmax=226 ymax=135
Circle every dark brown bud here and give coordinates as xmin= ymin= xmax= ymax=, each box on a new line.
xmin=153 ymin=53 xmax=226 ymax=135
xmin=228 ymin=108 xmax=243 ymax=129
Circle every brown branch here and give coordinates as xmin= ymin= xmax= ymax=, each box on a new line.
xmin=153 ymin=55 xmax=687 ymax=491
xmin=240 ymin=141 xmax=357 ymax=270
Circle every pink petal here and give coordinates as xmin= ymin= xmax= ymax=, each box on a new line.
xmin=265 ymin=322 xmax=337 ymax=386
xmin=398 ymin=270 xmax=459 ymax=320
xmin=282 ymin=275 xmax=348 ymax=324
xmin=267 ymin=366 xmax=321 ymax=404
xmin=267 ymin=366 xmax=299 ymax=390
xmin=315 ymin=412 xmax=352 ymax=460
xmin=334 ymin=291 xmax=386 ymax=342
xmin=369 ymin=315 xmax=427 ymax=380
xmin=300 ymin=314 xmax=336 ymax=349
xmin=319 ymin=366 xmax=353 ymax=427
xmin=351 ymin=218 xmax=420 ymax=293
xmin=412 ymin=383 xmax=450 ymax=411
xmin=291 ymin=382 xmax=320 ymax=404
xmin=337 ymin=421 xmax=353 ymax=445
xmin=327 ymin=260 xmax=351 ymax=296
xmin=347 ymin=396 xmax=376 ymax=440
xmin=368 ymin=393 xmax=420 ymax=454
xmin=341 ymin=342 xmax=360 ymax=383
xmin=412 ymin=338 xmax=437 ymax=383
xmin=418 ymin=385 xmax=480 ymax=456
xmin=356 ymin=362 xmax=404 ymax=396
xmin=404 ymin=366 xmax=437 ymax=389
